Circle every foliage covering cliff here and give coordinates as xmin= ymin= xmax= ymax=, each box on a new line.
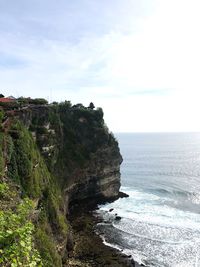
xmin=0 ymin=101 xmax=122 ymax=266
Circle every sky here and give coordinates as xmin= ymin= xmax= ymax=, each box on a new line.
xmin=0 ymin=0 xmax=200 ymax=132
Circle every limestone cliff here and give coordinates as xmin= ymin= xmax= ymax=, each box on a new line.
xmin=15 ymin=103 xmax=122 ymax=203
xmin=0 ymin=101 xmax=123 ymax=266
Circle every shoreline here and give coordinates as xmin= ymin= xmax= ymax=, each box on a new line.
xmin=68 ymin=196 xmax=143 ymax=267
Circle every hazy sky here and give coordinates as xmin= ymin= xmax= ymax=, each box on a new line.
xmin=0 ymin=0 xmax=200 ymax=132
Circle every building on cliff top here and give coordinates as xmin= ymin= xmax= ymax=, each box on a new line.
xmin=0 ymin=97 xmax=16 ymax=103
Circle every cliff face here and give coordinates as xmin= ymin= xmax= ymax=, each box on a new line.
xmin=0 ymin=101 xmax=122 ymax=266
xmin=13 ymin=104 xmax=122 ymax=200
xmin=16 ymin=104 xmax=122 ymax=203
xmin=66 ymin=144 xmax=122 ymax=206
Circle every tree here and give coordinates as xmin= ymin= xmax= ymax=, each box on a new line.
xmin=30 ymin=98 xmax=48 ymax=105
xmin=72 ymin=103 xmax=84 ymax=109
xmin=88 ymin=102 xmax=95 ymax=110
xmin=0 ymin=94 xmax=4 ymax=98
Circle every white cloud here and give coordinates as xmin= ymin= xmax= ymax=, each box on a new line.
xmin=1 ymin=0 xmax=200 ymax=132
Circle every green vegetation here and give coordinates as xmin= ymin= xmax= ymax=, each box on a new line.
xmin=0 ymin=118 xmax=67 ymax=266
xmin=34 ymin=185 xmax=67 ymax=267
xmin=28 ymin=98 xmax=48 ymax=105
xmin=7 ymin=121 xmax=50 ymax=198
xmin=0 ymin=182 xmax=9 ymax=199
xmin=35 ymin=228 xmax=61 ymax=267
xmin=0 ymin=133 xmax=4 ymax=177
xmin=0 ymin=109 xmax=4 ymax=123
xmin=0 ymin=101 xmax=20 ymax=110
xmin=18 ymin=97 xmax=48 ymax=105
xmin=0 ymin=99 xmax=117 ymax=267
xmin=88 ymin=102 xmax=95 ymax=110
xmin=0 ymin=185 xmax=43 ymax=267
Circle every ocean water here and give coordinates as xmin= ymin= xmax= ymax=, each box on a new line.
xmin=96 ymin=133 xmax=200 ymax=267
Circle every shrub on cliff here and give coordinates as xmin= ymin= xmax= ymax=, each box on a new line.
xmin=0 ymin=110 xmax=4 ymax=123
xmin=0 ymin=133 xmax=4 ymax=177
xmin=0 ymin=101 xmax=20 ymax=110
xmin=88 ymin=102 xmax=95 ymax=110
xmin=35 ymin=228 xmax=61 ymax=267
xmin=0 ymin=194 xmax=43 ymax=267
xmin=59 ymin=100 xmax=72 ymax=111
xmin=18 ymin=97 xmax=29 ymax=105
xmin=6 ymin=121 xmax=51 ymax=198
xmin=29 ymin=98 xmax=48 ymax=105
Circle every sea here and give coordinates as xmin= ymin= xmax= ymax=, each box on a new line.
xmin=96 ymin=133 xmax=200 ymax=267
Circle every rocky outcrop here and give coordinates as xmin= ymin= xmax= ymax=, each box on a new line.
xmin=66 ymin=144 xmax=122 ymax=205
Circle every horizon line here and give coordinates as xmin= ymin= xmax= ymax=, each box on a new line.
xmin=114 ymin=131 xmax=200 ymax=134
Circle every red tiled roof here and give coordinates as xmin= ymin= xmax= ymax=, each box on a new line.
xmin=0 ymin=97 xmax=16 ymax=103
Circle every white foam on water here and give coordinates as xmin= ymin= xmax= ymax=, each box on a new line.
xmin=99 ymin=233 xmax=146 ymax=266
xmin=99 ymin=188 xmax=200 ymax=231
xmin=97 ymin=187 xmax=200 ymax=267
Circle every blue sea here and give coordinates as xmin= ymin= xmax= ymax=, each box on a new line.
xmin=96 ymin=133 xmax=200 ymax=267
